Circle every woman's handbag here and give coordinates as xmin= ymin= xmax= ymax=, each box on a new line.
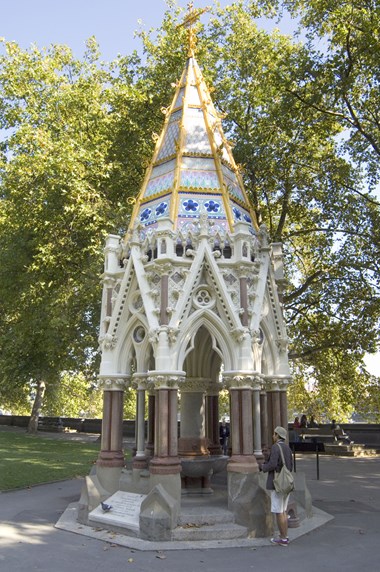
xmin=273 ymin=443 xmax=294 ymax=494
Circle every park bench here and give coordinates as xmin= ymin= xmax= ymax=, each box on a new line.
xmin=290 ymin=426 xmax=351 ymax=444
xmin=291 ymin=426 xmax=372 ymax=456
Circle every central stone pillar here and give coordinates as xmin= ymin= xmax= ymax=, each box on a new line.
xmin=178 ymin=378 xmax=209 ymax=457
xmin=205 ymin=384 xmax=223 ymax=456
xmin=178 ymin=378 xmax=216 ymax=493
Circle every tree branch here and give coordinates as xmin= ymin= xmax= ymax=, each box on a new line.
xmin=283 ymin=270 xmax=325 ymax=303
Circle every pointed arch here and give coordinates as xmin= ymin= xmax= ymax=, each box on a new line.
xmin=176 ymin=309 xmax=236 ymax=372
xmin=259 ymin=320 xmax=276 ymax=375
xmin=117 ymin=315 xmax=152 ymax=374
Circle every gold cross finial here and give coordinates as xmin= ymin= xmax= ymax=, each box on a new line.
xmin=179 ymin=2 xmax=210 ymax=56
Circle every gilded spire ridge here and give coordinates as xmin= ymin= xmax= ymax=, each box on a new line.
xmin=126 ymin=5 xmax=259 ymax=235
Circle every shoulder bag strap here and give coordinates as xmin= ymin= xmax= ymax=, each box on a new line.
xmin=277 ymin=442 xmax=286 ymax=466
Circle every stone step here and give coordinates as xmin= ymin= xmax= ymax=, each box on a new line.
xmin=178 ymin=507 xmax=233 ymax=526
xmin=352 ymin=448 xmax=379 ymax=457
xmin=172 ymin=521 xmax=248 ymax=541
xmin=324 ymin=443 xmax=379 ymax=457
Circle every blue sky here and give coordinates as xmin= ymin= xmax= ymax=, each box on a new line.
xmin=1 ymin=0 xmax=297 ymax=60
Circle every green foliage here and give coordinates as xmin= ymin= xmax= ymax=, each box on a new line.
xmin=135 ymin=1 xmax=380 ymax=419
xmin=43 ymin=372 xmax=103 ymax=418
xmin=218 ymin=389 xmax=230 ymax=420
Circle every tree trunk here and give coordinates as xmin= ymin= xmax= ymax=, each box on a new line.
xmin=27 ymin=381 xmax=46 ymax=434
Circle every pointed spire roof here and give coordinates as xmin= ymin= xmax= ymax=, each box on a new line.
xmin=128 ymin=12 xmax=258 ymax=236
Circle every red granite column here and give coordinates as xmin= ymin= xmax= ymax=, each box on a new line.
xmin=205 ymin=390 xmax=222 ymax=455
xmin=252 ymin=378 xmax=263 ymax=459
xmin=272 ymin=384 xmax=281 ymax=429
xmin=132 ymin=383 xmax=148 ymax=470
xmin=279 ymin=377 xmax=291 ymax=436
xmin=149 ymin=378 xmax=182 ymax=476
xmin=145 ymin=392 xmax=155 ymax=458
xmin=260 ymin=390 xmax=269 ymax=450
xmin=225 ymin=374 xmax=258 ymax=473
xmin=97 ymin=389 xmax=125 ymax=468
xmin=266 ymin=389 xmax=274 ymax=445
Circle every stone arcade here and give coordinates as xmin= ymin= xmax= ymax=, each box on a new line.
xmin=77 ymin=9 xmax=311 ymax=543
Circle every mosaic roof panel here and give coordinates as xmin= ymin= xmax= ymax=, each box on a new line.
xmin=229 ymin=201 xmax=253 ymax=226
xmin=145 ymin=171 xmax=175 ymax=198
xmin=180 ymin=169 xmax=220 ymax=189
xmin=151 ymin=159 xmax=176 ymax=178
xmin=178 ymin=193 xmax=226 ymax=220
xmin=186 ymin=59 xmax=197 ymax=84
xmin=169 ymin=109 xmax=182 ymax=123
xmin=187 ymin=85 xmax=201 ymax=106
xmin=223 ymin=166 xmax=246 ymax=203
xmin=156 ymin=122 xmax=179 ymax=161
xmin=174 ymin=88 xmax=185 ymax=109
xmin=139 ymin=195 xmax=172 ymax=226
xmin=181 ymin=157 xmax=216 ymax=170
xmin=183 ymin=117 xmax=212 ymax=154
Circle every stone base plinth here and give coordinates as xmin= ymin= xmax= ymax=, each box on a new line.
xmin=228 ymin=471 xmax=273 ymax=538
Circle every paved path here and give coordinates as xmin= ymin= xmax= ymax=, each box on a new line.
xmin=1 ymin=427 xmax=379 ymax=571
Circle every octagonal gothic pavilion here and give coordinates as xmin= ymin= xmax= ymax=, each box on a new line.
xmin=79 ymin=7 xmax=292 ymax=542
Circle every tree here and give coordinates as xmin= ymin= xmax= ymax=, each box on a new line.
xmin=131 ymin=1 xmax=380 ymax=418
xmin=271 ymin=0 xmax=380 ymax=187
xmin=1 ymin=1 xmax=379 ymax=423
xmin=0 ymin=39 xmax=146 ymax=428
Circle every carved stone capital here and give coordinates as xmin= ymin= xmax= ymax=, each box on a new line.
xmin=167 ymin=327 xmax=180 ymax=344
xmin=147 ymin=371 xmax=186 ymax=389
xmin=231 ymin=327 xmax=250 ymax=343
xmin=223 ymin=372 xmax=257 ymax=389
xmin=148 ymin=328 xmax=160 ymax=345
xmin=235 ymin=263 xmax=253 ymax=278
xmin=180 ymin=377 xmax=209 ymax=392
xmin=150 ymin=261 xmax=172 ymax=275
xmin=98 ymin=375 xmax=131 ymax=391
xmin=99 ymin=333 xmax=118 ymax=351
xmin=103 ymin=276 xmax=116 ymax=288
xmin=264 ymin=375 xmax=291 ymax=391
xmin=276 ymin=337 xmax=289 ymax=353
xmin=131 ymin=373 xmax=151 ymax=390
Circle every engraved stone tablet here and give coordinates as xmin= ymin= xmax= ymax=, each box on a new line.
xmin=89 ymin=491 xmax=146 ymax=533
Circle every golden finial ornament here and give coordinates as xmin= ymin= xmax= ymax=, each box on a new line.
xmin=179 ymin=2 xmax=210 ymax=56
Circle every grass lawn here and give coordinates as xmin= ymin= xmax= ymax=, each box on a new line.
xmin=0 ymin=431 xmax=100 ymax=491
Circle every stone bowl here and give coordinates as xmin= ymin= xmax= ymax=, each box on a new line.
xmin=180 ymin=455 xmax=228 ymax=478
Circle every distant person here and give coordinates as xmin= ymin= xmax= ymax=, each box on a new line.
xmin=300 ymin=414 xmax=308 ymax=429
xmin=330 ymin=419 xmax=351 ymax=443
xmin=219 ymin=418 xmax=230 ymax=455
xmin=309 ymin=415 xmax=319 ymax=428
xmin=293 ymin=416 xmax=301 ymax=442
xmin=261 ymin=426 xmax=293 ymax=547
